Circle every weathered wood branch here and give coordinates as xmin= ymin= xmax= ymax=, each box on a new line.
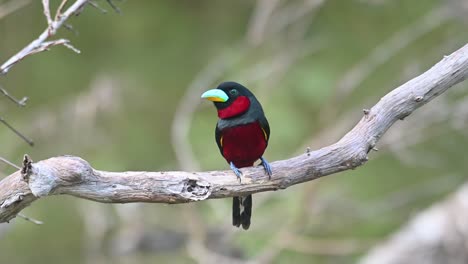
xmin=1 ymin=44 xmax=467 ymax=224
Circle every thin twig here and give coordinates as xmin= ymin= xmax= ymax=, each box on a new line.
xmin=88 ymin=1 xmax=107 ymax=14
xmin=246 ymin=0 xmax=281 ymax=45
xmin=27 ymin=39 xmax=81 ymax=56
xmin=42 ymin=0 xmax=53 ymax=33
xmin=105 ymin=0 xmax=120 ymax=14
xmin=17 ymin=213 xmax=43 ymax=225
xmin=61 ymin=40 xmax=81 ymax=54
xmin=0 ymin=156 xmax=20 ymax=170
xmin=0 ymin=85 xmax=28 ymax=107
xmin=0 ymin=116 xmax=34 ymax=146
xmin=55 ymin=0 xmax=69 ymax=20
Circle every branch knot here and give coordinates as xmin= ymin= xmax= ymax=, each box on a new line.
xmin=179 ymin=176 xmax=212 ymax=201
xmin=21 ymin=154 xmax=33 ymax=182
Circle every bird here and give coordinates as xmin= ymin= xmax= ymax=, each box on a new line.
xmin=201 ymin=81 xmax=272 ymax=230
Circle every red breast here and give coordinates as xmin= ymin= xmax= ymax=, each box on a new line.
xmin=220 ymin=122 xmax=267 ymax=168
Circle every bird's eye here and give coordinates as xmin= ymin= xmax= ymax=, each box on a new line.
xmin=229 ymin=89 xmax=238 ymax=96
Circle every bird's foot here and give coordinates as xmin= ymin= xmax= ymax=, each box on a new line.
xmin=230 ymin=162 xmax=243 ymax=183
xmin=260 ymin=156 xmax=272 ymax=179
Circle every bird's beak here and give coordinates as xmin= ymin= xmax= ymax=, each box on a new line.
xmin=201 ymin=89 xmax=229 ymax=102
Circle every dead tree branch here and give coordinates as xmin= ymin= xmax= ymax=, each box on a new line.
xmin=0 ymin=43 xmax=467 ymax=224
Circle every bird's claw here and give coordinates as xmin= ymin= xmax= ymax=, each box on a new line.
xmin=260 ymin=157 xmax=272 ymax=179
xmin=230 ymin=162 xmax=243 ymax=183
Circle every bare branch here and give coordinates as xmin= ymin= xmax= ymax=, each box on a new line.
xmin=0 ymin=85 xmax=28 ymax=106
xmin=55 ymin=0 xmax=69 ymax=21
xmin=0 ymin=116 xmax=34 ymax=146
xmin=42 ymin=0 xmax=53 ymax=32
xmin=88 ymin=1 xmax=108 ymax=14
xmin=0 ymin=156 xmax=20 ymax=170
xmin=27 ymin=39 xmax=81 ymax=56
xmin=17 ymin=213 xmax=43 ymax=225
xmin=0 ymin=43 xmax=467 ymax=223
xmin=0 ymin=0 xmax=89 ymax=75
xmin=105 ymin=0 xmax=121 ymax=14
xmin=245 ymin=0 xmax=281 ymax=46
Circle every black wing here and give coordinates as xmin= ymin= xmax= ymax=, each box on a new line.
xmin=215 ymin=124 xmax=224 ymax=155
xmin=258 ymin=115 xmax=270 ymax=144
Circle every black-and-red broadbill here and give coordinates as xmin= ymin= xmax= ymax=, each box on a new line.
xmin=201 ymin=81 xmax=272 ymax=230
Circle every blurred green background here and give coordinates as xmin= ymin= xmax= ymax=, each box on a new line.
xmin=0 ymin=0 xmax=467 ymax=263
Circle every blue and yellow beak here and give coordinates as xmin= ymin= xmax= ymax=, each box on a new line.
xmin=201 ymin=89 xmax=229 ymax=102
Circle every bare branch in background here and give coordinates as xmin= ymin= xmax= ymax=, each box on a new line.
xmin=0 ymin=85 xmax=28 ymax=107
xmin=0 ymin=43 xmax=467 ymax=223
xmin=88 ymin=1 xmax=108 ymax=14
xmin=105 ymin=0 xmax=121 ymax=14
xmin=0 ymin=0 xmax=119 ymax=153
xmin=17 ymin=213 xmax=43 ymax=225
xmin=0 ymin=156 xmax=20 ymax=170
xmin=55 ymin=0 xmax=69 ymax=20
xmin=269 ymin=0 xmax=325 ymax=36
xmin=41 ymin=0 xmax=53 ymax=32
xmin=28 ymin=38 xmax=81 ymax=55
xmin=0 ymin=116 xmax=34 ymax=146
xmin=0 ymin=0 xmax=90 ymax=75
xmin=245 ymin=0 xmax=281 ymax=46
xmin=0 ymin=0 xmax=89 ymax=149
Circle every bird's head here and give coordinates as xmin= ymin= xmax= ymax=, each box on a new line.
xmin=201 ymin=82 xmax=255 ymax=119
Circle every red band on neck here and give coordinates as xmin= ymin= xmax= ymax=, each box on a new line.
xmin=218 ymin=96 xmax=250 ymax=119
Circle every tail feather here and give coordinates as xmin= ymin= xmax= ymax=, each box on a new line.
xmin=232 ymin=197 xmax=241 ymax=227
xmin=241 ymin=195 xmax=252 ymax=229
xmin=233 ymin=195 xmax=252 ymax=230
